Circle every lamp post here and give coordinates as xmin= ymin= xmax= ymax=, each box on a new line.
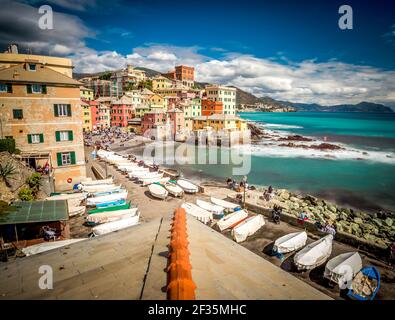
xmin=242 ymin=175 xmax=248 ymax=209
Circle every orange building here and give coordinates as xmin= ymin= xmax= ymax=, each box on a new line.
xmin=201 ymin=99 xmax=223 ymax=116
xmin=163 ymin=65 xmax=194 ymax=87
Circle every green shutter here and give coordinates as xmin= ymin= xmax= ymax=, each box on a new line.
xmin=39 ymin=134 xmax=44 ymax=143
xmin=57 ymin=153 xmax=62 ymax=166
xmin=55 ymin=131 xmax=60 ymax=142
xmin=54 ymin=105 xmax=59 ymax=117
xmin=26 ymin=84 xmax=32 ymax=94
xmin=41 ymin=85 xmax=47 ymax=94
xmin=27 ymin=134 xmax=32 ymax=144
xmin=70 ymin=152 xmax=76 ymax=165
xmin=6 ymin=84 xmax=12 ymax=93
xmin=67 ymin=104 xmax=72 ymax=116
xmin=68 ymin=130 xmax=73 ymax=141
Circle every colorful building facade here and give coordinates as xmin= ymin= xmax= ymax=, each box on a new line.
xmin=110 ymin=96 xmax=134 ymax=127
xmin=205 ymin=85 xmax=237 ymax=115
xmin=201 ymin=99 xmax=223 ymax=116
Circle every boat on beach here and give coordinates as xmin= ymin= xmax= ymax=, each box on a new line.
xmin=22 ymin=239 xmax=86 ymax=256
xmin=177 ymin=179 xmax=199 ymax=194
xmin=196 ymin=199 xmax=224 ymax=215
xmin=80 ymin=178 xmax=113 ymax=186
xmin=181 ymin=202 xmax=213 ymax=223
xmin=95 ymin=199 xmax=126 ymax=208
xmin=46 ymin=192 xmax=87 ymax=201
xmin=164 ymin=181 xmax=184 ymax=197
xmin=90 ymin=188 xmax=124 ymax=197
xmin=86 ymin=190 xmax=128 ymax=206
xmin=141 ymin=176 xmax=170 ymax=186
xmin=216 ymin=210 xmax=249 ymax=231
xmin=348 ymin=266 xmax=380 ymax=300
xmin=85 ymin=208 xmax=139 ymax=225
xmin=210 ymin=197 xmax=240 ymax=211
xmin=273 ymin=231 xmax=308 ymax=254
xmin=81 ymin=184 xmax=119 ymax=193
xmin=148 ymin=183 xmax=168 ymax=199
xmin=88 ymin=201 xmax=131 ymax=214
xmin=129 ymin=171 xmax=163 ymax=179
xmin=92 ymin=214 xmax=140 ymax=236
xmin=231 ymin=214 xmax=265 ymax=243
xmin=324 ymin=252 xmax=362 ymax=286
xmin=68 ymin=206 xmax=85 ymax=217
xmin=294 ymin=234 xmax=333 ymax=271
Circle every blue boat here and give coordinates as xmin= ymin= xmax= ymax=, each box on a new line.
xmin=348 ymin=266 xmax=380 ymax=300
xmin=95 ymin=199 xmax=126 ymax=208
xmin=91 ymin=189 xmax=122 ymax=197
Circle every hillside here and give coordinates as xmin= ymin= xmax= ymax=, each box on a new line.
xmin=286 ymin=101 xmax=394 ymax=113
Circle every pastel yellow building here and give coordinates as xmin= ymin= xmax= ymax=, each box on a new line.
xmin=81 ymin=100 xmax=92 ymax=131
xmin=152 ymin=75 xmax=173 ymax=90
xmin=192 ymin=114 xmax=247 ymax=132
xmin=0 ymin=59 xmax=87 ymax=192
xmin=80 ymin=86 xmax=94 ymax=101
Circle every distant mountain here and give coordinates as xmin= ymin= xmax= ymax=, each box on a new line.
xmin=285 ymin=101 xmax=394 ymax=113
xmin=134 ymin=67 xmax=161 ymax=78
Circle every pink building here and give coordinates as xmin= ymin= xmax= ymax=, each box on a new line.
xmin=141 ymin=111 xmax=167 ymax=135
xmin=110 ymin=96 xmax=134 ymax=127
xmin=167 ymin=108 xmax=185 ymax=137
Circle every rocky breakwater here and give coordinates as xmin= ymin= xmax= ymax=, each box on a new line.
xmin=273 ymin=189 xmax=395 ymax=248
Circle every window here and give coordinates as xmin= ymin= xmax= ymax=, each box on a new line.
xmin=57 ymin=151 xmax=76 ymax=166
xmin=54 ymin=104 xmax=71 ymax=117
xmin=55 ymin=130 xmax=73 ymax=141
xmin=28 ymin=64 xmax=36 ymax=71
xmin=62 ymin=153 xmax=71 ymax=165
xmin=13 ymin=109 xmax=23 ymax=119
xmin=27 ymin=84 xmax=46 ymax=94
xmin=0 ymin=83 xmax=12 ymax=93
xmin=27 ymin=133 xmax=44 ymax=144
xmin=32 ymin=84 xmax=42 ymax=93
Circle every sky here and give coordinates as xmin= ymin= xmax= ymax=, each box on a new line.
xmin=1 ymin=0 xmax=395 ymax=106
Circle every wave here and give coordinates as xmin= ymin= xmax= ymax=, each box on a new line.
xmin=260 ymin=123 xmax=304 ymax=129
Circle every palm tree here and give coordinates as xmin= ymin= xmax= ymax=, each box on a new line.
xmin=0 ymin=162 xmax=16 ymax=187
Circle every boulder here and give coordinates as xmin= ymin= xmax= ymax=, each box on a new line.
xmin=303 ymin=194 xmax=318 ymax=206
xmin=280 ymin=191 xmax=290 ymax=200
xmin=339 ymin=212 xmax=348 ymax=221
xmin=353 ymin=217 xmax=363 ymax=225
xmin=328 ymin=204 xmax=337 ymax=213
xmin=385 ymin=217 xmax=393 ymax=227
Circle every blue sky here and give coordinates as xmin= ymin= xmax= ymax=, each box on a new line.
xmin=1 ymin=0 xmax=395 ymax=105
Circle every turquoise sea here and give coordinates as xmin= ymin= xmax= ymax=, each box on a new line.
xmin=125 ymin=112 xmax=395 ymax=212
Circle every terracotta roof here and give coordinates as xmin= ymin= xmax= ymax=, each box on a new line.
xmin=111 ymin=95 xmax=133 ymax=105
xmin=0 ymin=63 xmax=81 ymax=86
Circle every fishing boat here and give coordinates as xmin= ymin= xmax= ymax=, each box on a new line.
xmin=210 ymin=197 xmax=240 ymax=212
xmin=181 ymin=202 xmax=212 ymax=224
xmin=85 ymin=208 xmax=139 ymax=225
xmin=82 ymin=184 xmax=119 ymax=193
xmin=141 ymin=176 xmax=170 ymax=186
xmin=273 ymin=231 xmax=308 ymax=254
xmin=68 ymin=206 xmax=85 ymax=217
xmin=88 ymin=201 xmax=131 ymax=214
xmin=216 ymin=210 xmax=248 ymax=231
xmin=324 ymin=252 xmax=362 ymax=287
xmin=66 ymin=197 xmax=83 ymax=208
xmin=86 ymin=190 xmax=128 ymax=206
xmin=22 ymin=239 xmax=86 ymax=256
xmin=90 ymin=188 xmax=124 ymax=197
xmin=148 ymin=183 xmax=168 ymax=199
xmin=92 ymin=214 xmax=140 ymax=236
xmin=231 ymin=215 xmax=265 ymax=243
xmin=348 ymin=266 xmax=380 ymax=300
xmin=196 ymin=199 xmax=224 ymax=215
xmin=80 ymin=178 xmax=113 ymax=186
xmin=96 ymin=199 xmax=126 ymax=208
xmin=46 ymin=192 xmax=87 ymax=201
xmin=164 ymin=182 xmax=184 ymax=197
xmin=294 ymin=234 xmax=333 ymax=271
xmin=129 ymin=171 xmax=163 ymax=180
xmin=177 ymin=179 xmax=199 ymax=194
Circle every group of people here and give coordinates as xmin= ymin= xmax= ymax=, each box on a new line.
xmin=84 ymin=128 xmax=135 ymax=150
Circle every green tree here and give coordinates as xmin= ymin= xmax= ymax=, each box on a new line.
xmin=26 ymin=173 xmax=42 ymax=195
xmin=18 ymin=187 xmax=34 ymax=201
xmin=0 ymin=162 xmax=16 ymax=187
xmin=99 ymin=71 xmax=112 ymax=80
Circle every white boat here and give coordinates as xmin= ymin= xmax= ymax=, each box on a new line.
xmin=121 ymin=167 xmax=149 ymax=173
xmin=273 ymin=231 xmax=308 ymax=254
xmin=216 ymin=210 xmax=248 ymax=231
xmin=324 ymin=252 xmax=362 ymax=286
xmin=85 ymin=208 xmax=139 ymax=224
xmin=177 ymin=179 xmax=199 ymax=194
xmin=148 ymin=183 xmax=168 ymax=199
xmin=181 ymin=202 xmax=213 ymax=224
xmin=66 ymin=198 xmax=83 ymax=208
xmin=164 ymin=182 xmax=184 ymax=197
xmin=129 ymin=171 xmax=163 ymax=179
xmin=92 ymin=214 xmax=140 ymax=236
xmin=82 ymin=184 xmax=120 ymax=193
xmin=68 ymin=206 xmax=85 ymax=217
xmin=141 ymin=176 xmax=170 ymax=186
xmin=86 ymin=191 xmax=128 ymax=206
xmin=231 ymin=215 xmax=265 ymax=243
xmin=80 ymin=178 xmax=113 ymax=186
xmin=210 ymin=196 xmax=240 ymax=211
xmin=22 ymin=239 xmax=86 ymax=256
xmin=46 ymin=192 xmax=87 ymax=201
xmin=294 ymin=234 xmax=333 ymax=271
xmin=196 ymin=199 xmax=224 ymax=215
